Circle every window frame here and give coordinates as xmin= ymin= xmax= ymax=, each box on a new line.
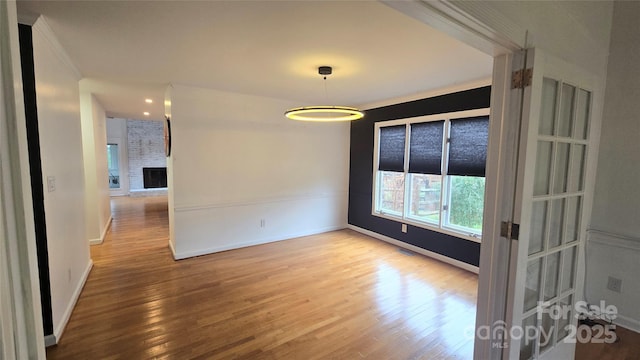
xmin=372 ymin=108 xmax=490 ymax=243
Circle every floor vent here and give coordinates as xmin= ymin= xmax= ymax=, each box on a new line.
xmin=398 ymin=248 xmax=415 ymax=256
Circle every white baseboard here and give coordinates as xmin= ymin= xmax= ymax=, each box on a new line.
xmin=44 ymin=334 xmax=56 ymax=347
xmin=614 ymin=314 xmax=640 ymax=334
xmin=53 ymin=260 xmax=93 ymax=343
xmin=347 ymin=224 xmax=479 ymax=274
xmin=129 ymin=188 xmax=168 ymax=197
xmin=173 ymin=225 xmax=345 ymax=260
xmin=89 ymin=216 xmax=112 ymax=245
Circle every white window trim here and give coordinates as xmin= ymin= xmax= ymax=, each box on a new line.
xmin=372 ymin=108 xmax=490 ymax=243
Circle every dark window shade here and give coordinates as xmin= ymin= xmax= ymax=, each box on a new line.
xmin=378 ymin=125 xmax=406 ymax=172
xmin=448 ymin=116 xmax=489 ymax=177
xmin=408 ymin=121 xmax=444 ymax=175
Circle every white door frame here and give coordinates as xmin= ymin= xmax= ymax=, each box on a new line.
xmin=0 ymin=1 xmax=46 ymax=358
xmin=478 ymin=51 xmax=528 ymax=359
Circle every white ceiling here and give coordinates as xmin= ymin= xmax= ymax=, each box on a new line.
xmin=18 ymin=1 xmax=493 ymax=121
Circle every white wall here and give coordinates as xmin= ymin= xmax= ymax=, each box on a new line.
xmin=32 ymin=18 xmax=92 ymax=341
xmin=167 ymin=84 xmax=349 ymax=259
xmin=587 ymin=1 xmax=640 ymax=333
xmin=165 ymin=86 xmax=176 ymax=253
xmin=591 ymin=1 xmax=640 ymax=239
xmin=106 ymin=117 xmax=126 ymax=137
xmin=79 ymin=90 xmax=111 ymax=245
xmin=587 ymin=232 xmax=640 ymax=333
xmin=92 ymin=97 xmax=110 ymax=232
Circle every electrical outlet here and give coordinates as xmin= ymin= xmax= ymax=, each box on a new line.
xmin=401 ymin=224 xmax=407 ymax=233
xmin=607 ymin=276 xmax=622 ymax=293
xmin=47 ymin=176 xmax=56 ymax=192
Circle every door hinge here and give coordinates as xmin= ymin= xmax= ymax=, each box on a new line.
xmin=500 ymin=221 xmax=520 ymax=240
xmin=511 ymin=68 xmax=533 ymax=89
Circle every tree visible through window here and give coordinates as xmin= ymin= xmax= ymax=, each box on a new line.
xmin=448 ymin=176 xmax=485 ymax=231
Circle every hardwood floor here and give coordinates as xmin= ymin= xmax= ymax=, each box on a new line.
xmin=575 ymin=323 xmax=640 ymax=360
xmin=44 ymin=196 xmax=640 ymax=359
xmin=47 ymin=196 xmax=479 ymax=359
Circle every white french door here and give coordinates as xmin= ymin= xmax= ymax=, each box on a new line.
xmin=504 ymin=49 xmax=596 ymax=359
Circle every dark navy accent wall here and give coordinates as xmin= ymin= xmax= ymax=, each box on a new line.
xmin=348 ymin=86 xmax=491 ymax=267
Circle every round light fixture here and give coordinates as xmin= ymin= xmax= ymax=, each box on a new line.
xmin=285 ymin=66 xmax=363 ymax=122
xmin=285 ymin=106 xmax=364 ymax=122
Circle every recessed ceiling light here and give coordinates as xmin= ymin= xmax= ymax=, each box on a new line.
xmin=145 ymin=99 xmax=153 ymax=104
xmin=143 ymin=112 xmax=150 ymax=116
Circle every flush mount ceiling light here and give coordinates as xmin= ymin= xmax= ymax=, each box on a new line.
xmin=285 ymin=66 xmax=364 ymax=122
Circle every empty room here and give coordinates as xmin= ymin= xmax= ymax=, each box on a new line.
xmin=2 ymin=1 xmax=639 ymax=360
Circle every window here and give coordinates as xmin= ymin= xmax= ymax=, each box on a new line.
xmin=107 ymin=143 xmax=120 ymax=189
xmin=373 ymin=109 xmax=490 ymax=240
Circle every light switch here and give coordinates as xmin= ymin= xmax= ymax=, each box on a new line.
xmin=47 ymin=176 xmax=56 ymax=192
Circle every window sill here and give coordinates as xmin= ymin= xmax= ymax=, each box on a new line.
xmin=372 ymin=211 xmax=482 ymax=244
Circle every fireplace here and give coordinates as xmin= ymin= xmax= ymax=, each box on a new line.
xmin=143 ymin=167 xmax=167 ymax=189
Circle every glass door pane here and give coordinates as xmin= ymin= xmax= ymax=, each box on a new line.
xmin=520 ymin=77 xmax=592 ymax=358
xmin=107 ymin=143 xmax=120 ymax=189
